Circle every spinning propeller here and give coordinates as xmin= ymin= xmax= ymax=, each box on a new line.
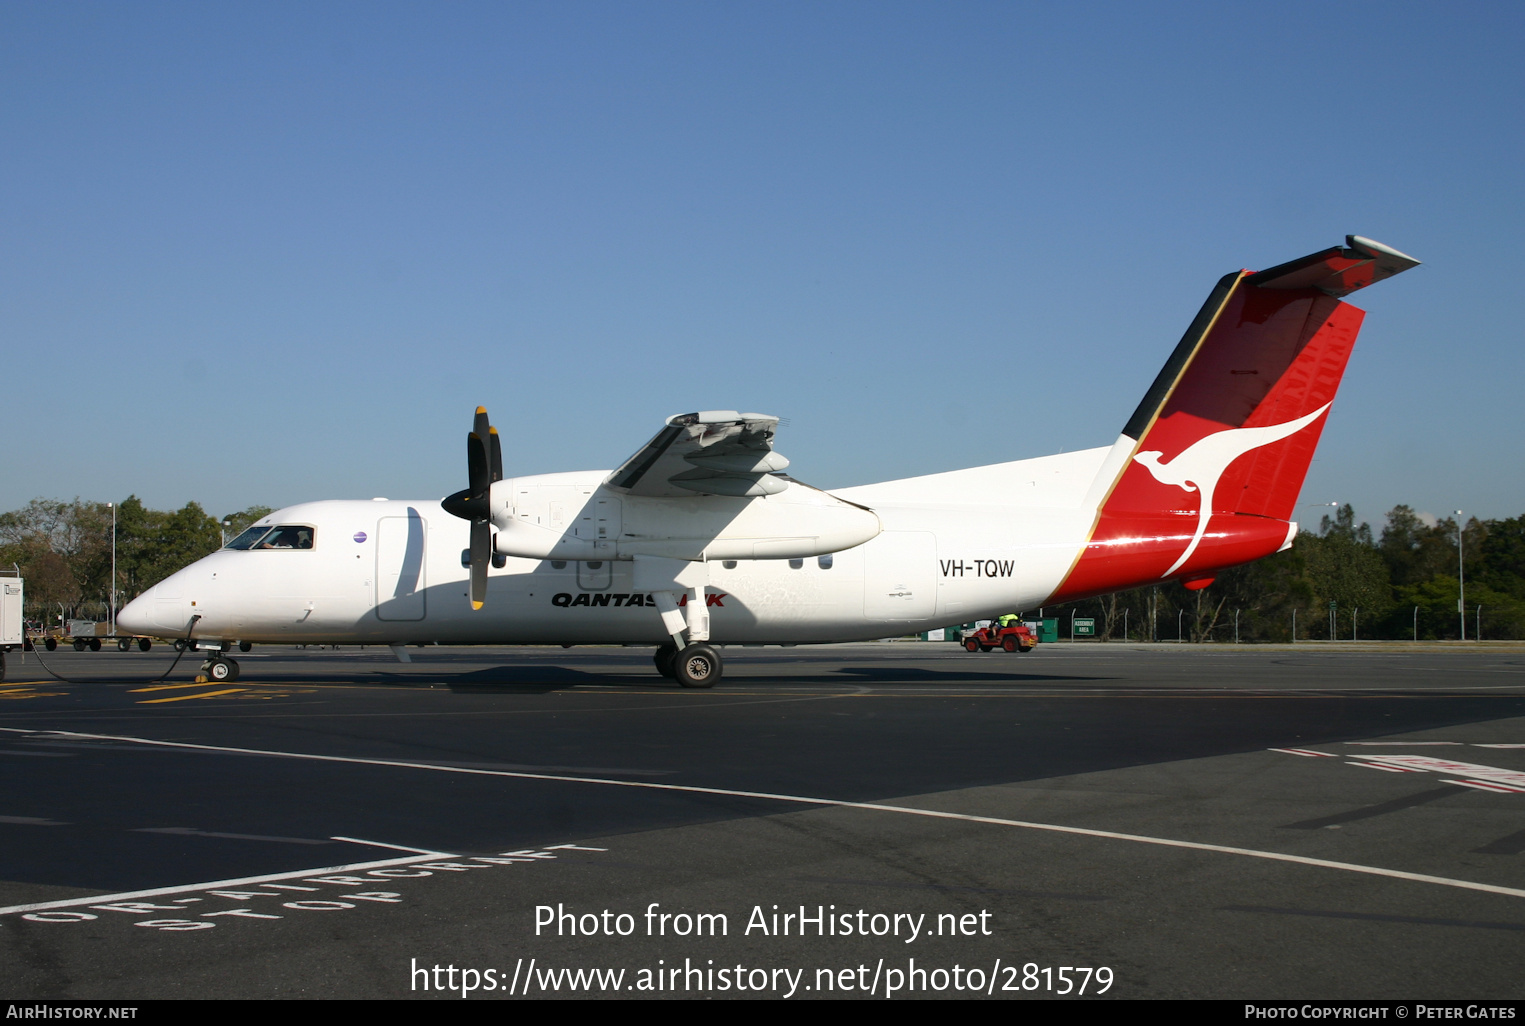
xmin=441 ymin=406 xmax=502 ymax=609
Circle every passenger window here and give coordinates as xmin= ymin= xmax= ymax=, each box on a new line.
xmin=789 ymin=558 xmax=804 ymax=569
xmin=817 ymin=554 xmax=833 ymax=570
xmin=550 ymin=560 xmax=567 ymax=570
xmin=722 ymin=560 xmax=737 ymax=569
xmin=255 ymin=526 xmax=315 ymax=550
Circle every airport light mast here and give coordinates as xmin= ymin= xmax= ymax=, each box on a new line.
xmin=1455 ymin=510 xmax=1466 ymax=641
xmin=108 ymin=502 xmax=115 ymax=638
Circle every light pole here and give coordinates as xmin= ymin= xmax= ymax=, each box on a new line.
xmin=1177 ymin=608 xmax=1184 ymax=643
xmin=221 ymin=520 xmax=231 ymax=547
xmin=1455 ymin=510 xmax=1466 ymax=641
xmin=108 ymin=502 xmax=116 ymax=638
xmin=1413 ymin=605 xmax=1419 ymax=643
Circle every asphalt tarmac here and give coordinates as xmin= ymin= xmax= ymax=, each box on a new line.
xmin=1 ymin=641 xmax=1523 ymax=1000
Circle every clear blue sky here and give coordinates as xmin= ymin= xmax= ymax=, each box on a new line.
xmin=4 ymin=1 xmax=1521 ymax=529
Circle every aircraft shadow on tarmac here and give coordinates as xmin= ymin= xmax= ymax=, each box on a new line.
xmin=417 ymin=663 xmax=1112 ymax=692
xmin=442 ymin=665 xmax=605 ymax=693
xmin=831 ymin=665 xmax=1108 ymax=683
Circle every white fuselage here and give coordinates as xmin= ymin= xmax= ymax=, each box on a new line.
xmin=118 ymin=446 xmax=1120 ymax=647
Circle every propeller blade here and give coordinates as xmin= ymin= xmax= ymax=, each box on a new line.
xmin=443 ymin=406 xmax=501 ymax=611
xmin=467 ymin=431 xmax=489 ymax=504
xmin=470 ymin=520 xmax=490 ymax=610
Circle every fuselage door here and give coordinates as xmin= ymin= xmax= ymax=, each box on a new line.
xmin=376 ymin=510 xmax=427 ymax=621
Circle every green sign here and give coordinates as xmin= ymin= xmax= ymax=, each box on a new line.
xmin=1073 ymin=617 xmax=1096 ymax=636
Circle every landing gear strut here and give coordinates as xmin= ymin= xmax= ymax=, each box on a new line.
xmin=203 ymin=657 xmax=240 ymax=682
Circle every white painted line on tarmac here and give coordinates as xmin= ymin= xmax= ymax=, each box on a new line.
xmin=8 ymin=727 xmax=1525 ymax=904
xmin=1352 ymin=755 xmax=1525 ymax=788
xmin=1346 ymin=762 xmax=1422 ymax=773
xmin=1269 ymin=748 xmax=1338 ymax=757
xmin=0 ymin=839 xmax=459 ymax=916
xmin=328 ymin=836 xmax=448 ymax=855
xmin=1447 ymin=779 xmax=1525 ymax=794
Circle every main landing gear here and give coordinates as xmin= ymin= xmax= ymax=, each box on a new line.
xmin=653 ymin=641 xmax=722 ymax=688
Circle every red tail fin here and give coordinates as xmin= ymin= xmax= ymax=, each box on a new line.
xmin=1050 ymin=236 xmax=1418 ymax=602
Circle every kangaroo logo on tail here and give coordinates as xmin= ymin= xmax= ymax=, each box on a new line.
xmin=1132 ymin=403 xmax=1331 ymax=577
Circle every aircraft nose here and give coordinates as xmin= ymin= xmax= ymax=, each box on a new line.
xmin=116 ymin=589 xmax=157 ymax=636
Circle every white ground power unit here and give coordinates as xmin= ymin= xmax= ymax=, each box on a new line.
xmin=0 ymin=575 xmax=22 ymax=682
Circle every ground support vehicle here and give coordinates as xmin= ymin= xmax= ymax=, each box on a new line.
xmin=961 ymin=621 xmax=1038 ymax=653
xmin=27 ymin=620 xmax=154 ymax=653
xmin=0 ymin=574 xmax=21 ymax=681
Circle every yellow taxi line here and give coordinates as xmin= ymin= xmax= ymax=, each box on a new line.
xmin=129 ymin=682 xmax=221 ymax=693
xmin=138 ymin=689 xmax=246 ymax=704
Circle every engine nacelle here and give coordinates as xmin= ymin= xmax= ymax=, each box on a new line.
xmin=490 ymin=473 xmax=880 ymax=562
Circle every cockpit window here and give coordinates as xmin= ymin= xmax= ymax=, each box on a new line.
xmin=225 ymin=525 xmax=273 ymax=550
xmin=252 ymin=525 xmax=315 ymax=550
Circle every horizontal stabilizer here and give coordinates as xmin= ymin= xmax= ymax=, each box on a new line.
xmin=1247 ymin=235 xmax=1420 ymax=299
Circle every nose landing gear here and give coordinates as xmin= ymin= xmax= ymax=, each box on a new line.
xmin=202 ymin=656 xmax=240 ymax=682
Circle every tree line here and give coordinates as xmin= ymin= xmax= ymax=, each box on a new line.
xmin=2 ymin=495 xmax=1522 ymax=640
xmin=1047 ymin=505 xmax=1525 ymax=642
xmin=0 ymin=497 xmax=270 ymax=625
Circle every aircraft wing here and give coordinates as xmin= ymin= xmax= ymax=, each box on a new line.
xmin=606 ymin=411 xmax=792 ymax=498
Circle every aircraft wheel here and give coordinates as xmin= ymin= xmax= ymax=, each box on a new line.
xmin=239 ymin=641 xmax=252 ymax=653
xmin=89 ymin=638 xmax=102 ymax=651
xmin=1002 ymin=636 xmax=1018 ymax=653
xmin=117 ymin=637 xmax=131 ymax=652
xmin=174 ymin=639 xmax=188 ymax=652
xmin=138 ymin=638 xmax=152 ymax=652
xmin=964 ymin=638 xmax=979 ymax=653
xmin=207 ymin=658 xmax=240 ymax=683
xmin=653 ymin=642 xmax=678 ymax=679
xmin=45 ymin=638 xmax=57 ymax=651
xmin=673 ymin=644 xmax=721 ymax=688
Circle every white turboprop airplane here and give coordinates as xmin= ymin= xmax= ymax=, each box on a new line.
xmin=117 ymin=236 xmax=1419 ymax=687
